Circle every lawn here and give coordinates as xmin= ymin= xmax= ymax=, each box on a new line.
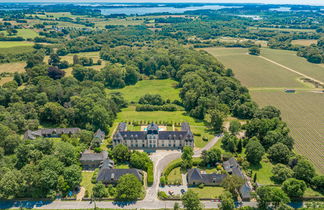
xmin=107 ymin=79 xmax=181 ymax=103
xmin=246 ymin=160 xmax=274 ymax=185
xmin=0 ymin=41 xmax=34 ymax=48
xmin=167 ymin=167 xmax=182 ymax=185
xmin=80 ymin=171 xmax=94 ymax=196
xmin=203 ymin=48 xmax=306 ymax=88
xmin=190 ymin=186 xmax=225 ymax=199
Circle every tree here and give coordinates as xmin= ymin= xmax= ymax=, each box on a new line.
xmin=48 ymin=54 xmax=61 ymax=67
xmin=13 ymin=72 xmax=23 ymax=86
xmin=93 ymin=182 xmax=108 ymax=198
xmin=201 ymin=148 xmax=221 ymax=166
xmin=182 ymin=190 xmax=203 ymax=210
xmin=63 ymin=165 xmax=82 ymax=190
xmin=293 ymin=159 xmax=316 ymax=183
xmin=130 ymin=151 xmax=152 ymax=171
xmin=79 ymin=130 xmax=94 ymax=145
xmin=48 ymin=66 xmax=65 ymax=80
xmin=237 ymin=139 xmax=243 ymax=153
xmin=219 ymin=191 xmax=234 ymax=210
xmin=311 ymin=176 xmax=324 ymax=193
xmin=181 ymin=146 xmax=194 ymax=169
xmin=268 ymin=143 xmax=291 ymax=164
xmin=138 ymin=94 xmax=164 ymax=105
xmin=282 ymin=178 xmax=306 ymax=199
xmin=116 ymin=174 xmax=142 ymax=201
xmin=1 ymin=134 xmax=20 ymax=155
xmin=0 ymin=170 xmax=24 ymax=198
xmin=248 ymin=46 xmax=260 ymax=55
xmin=209 ymin=109 xmax=225 ymax=133
xmin=254 ymin=106 xmax=281 ymax=119
xmin=111 ymin=144 xmax=130 ymax=163
xmin=125 ymin=65 xmax=139 ymax=85
xmin=73 ymin=55 xmax=79 ymax=65
xmin=221 ymin=175 xmax=245 ymax=197
xmin=256 ymin=186 xmax=290 ymax=209
xmin=245 ymin=137 xmax=265 ymax=164
xmin=229 ymin=120 xmax=241 ymax=135
xmin=271 ymin=164 xmax=294 ymax=184
xmin=174 ymin=202 xmax=180 ymax=210
xmin=253 ymin=173 xmax=257 ymax=183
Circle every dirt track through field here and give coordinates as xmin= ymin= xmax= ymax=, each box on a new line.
xmin=259 ymin=55 xmax=324 ymax=86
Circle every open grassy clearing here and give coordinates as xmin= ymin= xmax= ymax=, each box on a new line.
xmin=3 ymin=29 xmax=39 ymax=39
xmin=107 ymin=79 xmax=181 ymax=103
xmin=261 ymin=48 xmax=324 ymax=82
xmin=95 ymin=18 xmax=144 ymax=28
xmin=291 ymin=39 xmax=318 ymax=46
xmin=0 ymin=41 xmax=34 ymax=48
xmin=0 ymin=62 xmax=25 ymax=73
xmin=251 ymin=90 xmax=324 ymax=174
xmin=249 ymin=26 xmax=316 ymax=33
xmin=0 ymin=76 xmax=13 ymax=85
xmin=203 ymin=48 xmax=305 ymax=88
xmin=80 ymin=171 xmax=94 ymax=196
xmin=190 ymin=186 xmax=225 ymax=198
xmin=167 ymin=167 xmax=182 ymax=185
xmin=246 ymin=160 xmax=274 ymax=185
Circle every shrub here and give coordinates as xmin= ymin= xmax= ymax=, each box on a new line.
xmin=160 ymin=176 xmax=166 ymax=187
xmin=198 ymin=183 xmax=204 ymax=188
xmin=202 ymin=136 xmax=208 ymax=141
xmin=147 ymin=163 xmax=154 ymax=186
xmin=158 ymin=191 xmax=168 ymax=199
xmin=193 ymin=132 xmax=201 ymax=136
xmin=164 ymin=161 xmax=182 ymax=177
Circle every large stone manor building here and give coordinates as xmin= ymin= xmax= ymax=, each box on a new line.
xmin=112 ymin=122 xmax=194 ymax=149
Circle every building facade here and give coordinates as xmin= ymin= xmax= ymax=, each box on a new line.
xmin=112 ymin=122 xmax=194 ymax=149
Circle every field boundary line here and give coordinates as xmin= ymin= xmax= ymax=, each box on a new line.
xmin=259 ymin=55 xmax=324 ymax=86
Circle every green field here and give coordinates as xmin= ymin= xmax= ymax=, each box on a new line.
xmin=107 ymin=79 xmax=181 ymax=103
xmin=0 ymin=41 xmax=34 ymax=48
xmin=80 ymin=171 xmax=94 ymax=196
xmin=203 ymin=48 xmax=306 ymax=88
xmin=249 ymin=27 xmax=316 ymax=33
xmin=3 ymin=29 xmax=39 ymax=39
xmin=205 ymin=47 xmax=324 ymax=174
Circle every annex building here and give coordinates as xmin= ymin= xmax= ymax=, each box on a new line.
xmin=112 ymin=122 xmax=194 ymax=149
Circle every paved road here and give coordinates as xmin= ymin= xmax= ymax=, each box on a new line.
xmin=0 ymin=200 xmax=258 ymax=209
xmin=193 ymin=135 xmax=223 ymax=157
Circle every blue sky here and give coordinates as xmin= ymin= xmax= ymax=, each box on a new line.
xmin=2 ymin=0 xmax=324 ymax=5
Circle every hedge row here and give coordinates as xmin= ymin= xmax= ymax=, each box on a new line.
xmin=135 ymin=104 xmax=178 ymax=112
xmin=147 ymin=163 xmax=154 ymax=186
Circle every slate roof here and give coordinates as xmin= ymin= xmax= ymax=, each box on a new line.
xmin=117 ymin=122 xmax=127 ymax=132
xmin=187 ymin=168 xmax=203 ymax=180
xmin=223 ymin=157 xmax=239 ymax=173
xmin=24 ymin=128 xmax=81 ymax=140
xmin=97 ymin=168 xmax=143 ymax=183
xmin=79 ymin=151 xmax=108 ymax=162
xmin=240 ymin=182 xmax=252 ymax=200
xmin=94 ymin=129 xmax=105 ymax=140
xmin=158 ymin=131 xmax=190 ymax=140
xmin=147 ymin=123 xmax=159 ymax=131
xmin=119 ymin=131 xmax=147 ymax=140
xmin=187 ymin=168 xmax=227 ymax=185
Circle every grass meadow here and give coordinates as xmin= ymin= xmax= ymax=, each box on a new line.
xmin=249 ymin=27 xmax=316 ymax=33
xmin=107 ymin=79 xmax=181 ymax=103
xmin=0 ymin=41 xmax=34 ymax=48
xmin=205 ymin=47 xmax=324 ymax=173
xmin=291 ymin=39 xmax=318 ymax=46
xmin=3 ymin=29 xmax=39 ymax=39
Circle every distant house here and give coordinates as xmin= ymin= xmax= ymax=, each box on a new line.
xmin=223 ymin=157 xmax=252 ymax=201
xmin=97 ymin=166 xmax=143 ymax=185
xmin=79 ymin=150 xmax=112 ymax=170
xmin=24 ymin=128 xmax=81 ymax=140
xmin=187 ymin=168 xmax=227 ymax=186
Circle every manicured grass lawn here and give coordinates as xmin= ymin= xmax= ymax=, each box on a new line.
xmin=167 ymin=167 xmax=182 ymax=185
xmin=107 ymin=79 xmax=180 ymax=103
xmin=191 ymin=126 xmax=215 ymax=148
xmin=246 ymin=159 xmax=274 ymax=185
xmin=190 ymin=186 xmax=225 ymax=199
xmin=0 ymin=41 xmax=34 ymax=48
xmin=115 ymin=164 xmax=130 ymax=169
xmin=116 ymin=106 xmax=204 ymax=126
xmin=81 ymin=171 xmax=94 ymax=196
xmin=304 ymin=188 xmax=324 ymax=197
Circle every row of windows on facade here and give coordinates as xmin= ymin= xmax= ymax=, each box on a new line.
xmin=114 ymin=139 xmax=192 ymax=143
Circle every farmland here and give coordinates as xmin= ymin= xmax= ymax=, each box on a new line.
xmin=2 ymin=29 xmax=39 ymax=39
xmin=291 ymin=39 xmax=318 ymax=46
xmin=0 ymin=41 xmax=34 ymax=48
xmin=206 ymin=47 xmax=324 ymax=173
